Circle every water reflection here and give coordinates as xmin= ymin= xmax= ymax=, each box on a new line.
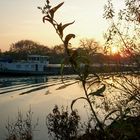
xmin=0 ymin=75 xmax=84 ymax=140
xmin=0 ymin=76 xmax=49 ymax=95
xmin=0 ymin=76 xmax=78 ymax=95
xmin=0 ymin=75 xmax=139 ymax=140
xmin=0 ymin=76 xmax=48 ymax=88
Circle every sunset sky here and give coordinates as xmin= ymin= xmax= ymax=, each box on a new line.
xmin=0 ymin=0 xmax=117 ymax=51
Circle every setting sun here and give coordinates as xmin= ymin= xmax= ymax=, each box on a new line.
xmin=111 ymin=46 xmax=118 ymax=54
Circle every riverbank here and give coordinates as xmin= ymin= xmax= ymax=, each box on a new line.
xmin=46 ymin=64 xmax=139 ymax=75
xmin=0 ymin=64 xmax=139 ymax=77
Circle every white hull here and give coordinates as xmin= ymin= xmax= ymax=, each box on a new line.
xmin=0 ymin=55 xmax=49 ymax=75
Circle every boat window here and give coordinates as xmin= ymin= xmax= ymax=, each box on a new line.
xmin=0 ymin=64 xmax=3 ymax=68
xmin=28 ymin=56 xmax=48 ymax=61
xmin=16 ymin=65 xmax=21 ymax=68
xmin=40 ymin=57 xmax=43 ymax=61
xmin=31 ymin=65 xmax=35 ymax=68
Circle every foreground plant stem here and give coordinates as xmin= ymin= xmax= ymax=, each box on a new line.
xmin=40 ymin=0 xmax=104 ymax=133
xmin=82 ymin=81 xmax=104 ymax=132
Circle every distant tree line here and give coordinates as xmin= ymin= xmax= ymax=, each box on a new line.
xmin=0 ymin=39 xmax=138 ymax=64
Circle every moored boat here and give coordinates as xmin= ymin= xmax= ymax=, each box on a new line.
xmin=0 ymin=55 xmax=49 ymax=76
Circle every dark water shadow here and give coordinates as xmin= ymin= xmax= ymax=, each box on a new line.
xmin=19 ymin=80 xmax=73 ymax=95
xmin=0 ymin=76 xmax=75 ymax=95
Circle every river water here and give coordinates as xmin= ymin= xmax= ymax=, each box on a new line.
xmin=0 ymin=74 xmax=139 ymax=139
xmin=0 ymin=75 xmax=91 ymax=140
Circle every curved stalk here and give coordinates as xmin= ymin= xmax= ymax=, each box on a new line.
xmin=82 ymin=81 xmax=104 ymax=132
xmin=40 ymin=0 xmax=104 ymax=133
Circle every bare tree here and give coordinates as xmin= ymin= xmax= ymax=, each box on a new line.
xmin=103 ymin=0 xmax=140 ymax=67
xmin=79 ymin=38 xmax=101 ymax=55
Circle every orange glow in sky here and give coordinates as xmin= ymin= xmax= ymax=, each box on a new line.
xmin=0 ymin=0 xmax=109 ymax=51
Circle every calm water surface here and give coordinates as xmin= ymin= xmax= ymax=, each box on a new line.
xmin=0 ymin=75 xmax=139 ymax=139
xmin=0 ymin=75 xmax=87 ymax=140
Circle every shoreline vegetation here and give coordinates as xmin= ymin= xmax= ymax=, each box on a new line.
xmin=5 ymin=105 xmax=140 ymax=140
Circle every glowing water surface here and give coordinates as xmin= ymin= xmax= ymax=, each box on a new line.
xmin=0 ymin=75 xmax=88 ymax=140
xmin=0 ymin=75 xmax=139 ymax=139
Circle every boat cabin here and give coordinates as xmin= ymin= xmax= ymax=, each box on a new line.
xmin=0 ymin=55 xmax=49 ymax=74
xmin=27 ymin=55 xmax=49 ymax=63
